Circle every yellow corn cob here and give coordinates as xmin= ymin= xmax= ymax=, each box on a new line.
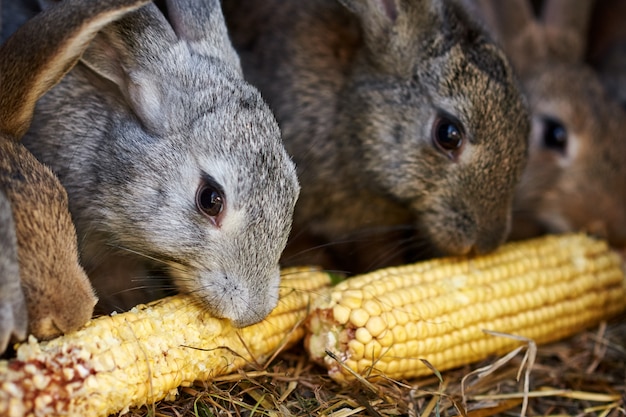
xmin=0 ymin=267 xmax=331 ymax=417
xmin=305 ymin=233 xmax=626 ymax=383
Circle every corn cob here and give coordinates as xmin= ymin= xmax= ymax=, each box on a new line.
xmin=305 ymin=233 xmax=626 ymax=383
xmin=0 ymin=267 xmax=331 ymax=417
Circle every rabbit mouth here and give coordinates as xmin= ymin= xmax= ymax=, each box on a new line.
xmin=167 ymin=265 xmax=279 ymax=327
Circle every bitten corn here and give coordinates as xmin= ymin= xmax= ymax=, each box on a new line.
xmin=0 ymin=267 xmax=331 ymax=417
xmin=305 ymin=234 xmax=626 ymax=383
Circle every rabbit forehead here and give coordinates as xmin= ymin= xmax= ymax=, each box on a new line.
xmin=190 ymin=142 xmax=298 ymax=214
xmin=418 ymin=46 xmax=528 ymax=152
xmin=130 ymin=50 xmax=270 ymax=131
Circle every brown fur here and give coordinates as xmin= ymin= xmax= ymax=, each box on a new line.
xmin=587 ymin=0 xmax=626 ymax=105
xmin=0 ymin=141 xmax=95 ymax=339
xmin=224 ymin=0 xmax=529 ymax=274
xmin=0 ymin=0 xmax=149 ymax=351
xmin=475 ymin=0 xmax=626 ymax=246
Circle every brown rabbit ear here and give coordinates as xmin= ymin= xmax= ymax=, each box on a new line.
xmin=0 ymin=0 xmax=150 ymax=140
xmin=587 ymin=0 xmax=626 ymax=65
xmin=476 ymin=0 xmax=535 ymax=42
xmin=541 ymin=0 xmax=595 ymax=62
xmin=338 ymin=0 xmax=401 ymax=29
xmin=476 ymin=0 xmax=540 ymax=71
xmin=337 ymin=0 xmax=445 ymax=75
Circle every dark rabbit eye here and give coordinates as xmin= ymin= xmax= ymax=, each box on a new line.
xmin=196 ymin=177 xmax=225 ymax=220
xmin=542 ymin=117 xmax=567 ymax=153
xmin=432 ymin=114 xmax=465 ymax=157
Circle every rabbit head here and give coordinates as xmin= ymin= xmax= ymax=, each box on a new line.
xmin=0 ymin=0 xmax=151 ymax=349
xmin=225 ymin=0 xmax=530 ymax=272
xmin=479 ymin=0 xmax=626 ymax=246
xmin=332 ymin=0 xmax=530 ymax=258
xmin=24 ymin=0 xmax=300 ymax=327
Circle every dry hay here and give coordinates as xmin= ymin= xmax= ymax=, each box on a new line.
xmin=123 ymin=311 xmax=626 ymax=417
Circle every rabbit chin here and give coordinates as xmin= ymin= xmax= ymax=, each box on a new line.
xmin=169 ymin=267 xmax=280 ymax=328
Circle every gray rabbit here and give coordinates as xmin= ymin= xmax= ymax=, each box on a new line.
xmin=223 ymin=0 xmax=530 ymax=274
xmin=19 ymin=0 xmax=300 ymax=327
xmin=0 ymin=0 xmax=152 ymax=352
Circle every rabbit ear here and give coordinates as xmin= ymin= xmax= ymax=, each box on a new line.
xmin=80 ymin=2 xmax=177 ymax=85
xmin=165 ymin=0 xmax=242 ymax=70
xmin=0 ymin=0 xmax=150 ymax=139
xmin=338 ymin=0 xmax=401 ymax=31
xmin=79 ymin=3 xmax=178 ymax=132
xmin=338 ymin=0 xmax=446 ymax=75
xmin=541 ymin=0 xmax=595 ymax=62
xmin=475 ymin=0 xmax=543 ymax=73
xmin=475 ymin=0 xmax=535 ymax=46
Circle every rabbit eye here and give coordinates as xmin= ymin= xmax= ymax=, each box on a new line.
xmin=542 ymin=117 xmax=567 ymax=153
xmin=432 ymin=114 xmax=465 ymax=158
xmin=196 ymin=178 xmax=225 ymax=221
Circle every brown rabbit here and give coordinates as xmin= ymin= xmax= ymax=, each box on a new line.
xmin=223 ymin=0 xmax=530 ymax=274
xmin=0 ymin=0 xmax=150 ymax=352
xmin=472 ymin=0 xmax=626 ymax=246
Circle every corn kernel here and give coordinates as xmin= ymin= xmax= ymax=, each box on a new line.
xmin=305 ymin=234 xmax=626 ymax=382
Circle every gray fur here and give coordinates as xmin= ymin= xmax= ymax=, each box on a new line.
xmin=22 ymin=0 xmax=299 ymax=327
xmin=224 ymin=0 xmax=529 ymax=273
xmin=0 ymin=189 xmax=26 ymax=352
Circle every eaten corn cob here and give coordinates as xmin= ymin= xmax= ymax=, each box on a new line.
xmin=305 ymin=233 xmax=626 ymax=383
xmin=0 ymin=267 xmax=331 ymax=417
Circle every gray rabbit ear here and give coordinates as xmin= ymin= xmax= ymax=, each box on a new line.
xmin=164 ymin=0 xmax=242 ymax=70
xmin=80 ymin=3 xmax=178 ymax=132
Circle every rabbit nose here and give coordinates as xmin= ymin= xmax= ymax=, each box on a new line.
xmin=472 ymin=233 xmax=507 ymax=256
xmin=581 ymin=220 xmax=626 ymax=248
xmin=584 ymin=220 xmax=608 ymax=241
